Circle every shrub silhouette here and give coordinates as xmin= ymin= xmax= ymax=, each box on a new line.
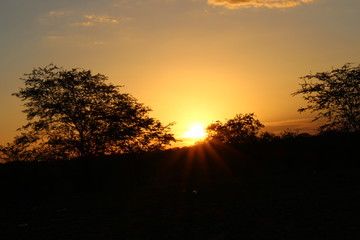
xmin=0 ymin=64 xmax=175 ymax=162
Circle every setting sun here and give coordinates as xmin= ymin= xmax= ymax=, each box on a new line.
xmin=183 ymin=124 xmax=207 ymax=140
xmin=1 ymin=0 xmax=358 ymax=148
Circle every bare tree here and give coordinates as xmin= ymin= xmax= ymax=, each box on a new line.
xmin=293 ymin=63 xmax=360 ymax=133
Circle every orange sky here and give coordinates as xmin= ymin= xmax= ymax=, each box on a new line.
xmin=1 ymin=0 xmax=359 ymax=146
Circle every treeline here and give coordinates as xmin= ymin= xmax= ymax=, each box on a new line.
xmin=0 ymin=63 xmax=359 ymax=162
xmin=0 ymin=131 xmax=358 ymax=208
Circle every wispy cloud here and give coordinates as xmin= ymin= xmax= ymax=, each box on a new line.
xmin=42 ymin=10 xmax=130 ymax=46
xmin=85 ymin=15 xmax=119 ymax=24
xmin=264 ymin=118 xmax=322 ymax=134
xmin=207 ymin=0 xmax=316 ymax=9
xmin=48 ymin=10 xmax=71 ymax=16
xmin=70 ymin=14 xmax=120 ymax=27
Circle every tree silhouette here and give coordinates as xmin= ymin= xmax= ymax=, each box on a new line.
xmin=205 ymin=113 xmax=264 ymax=144
xmin=1 ymin=64 xmax=175 ymax=161
xmin=293 ymin=63 xmax=360 ymax=133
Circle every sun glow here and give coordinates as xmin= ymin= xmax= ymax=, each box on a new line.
xmin=183 ymin=124 xmax=207 ymax=140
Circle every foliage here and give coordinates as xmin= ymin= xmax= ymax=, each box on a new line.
xmin=293 ymin=63 xmax=360 ymax=133
xmin=205 ymin=113 xmax=264 ymax=144
xmin=259 ymin=131 xmax=280 ymax=142
xmin=1 ymin=64 xmax=175 ymax=162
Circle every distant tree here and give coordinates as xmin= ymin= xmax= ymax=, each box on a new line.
xmin=0 ymin=64 xmax=175 ymax=161
xmin=205 ymin=113 xmax=264 ymax=144
xmin=259 ymin=131 xmax=279 ymax=142
xmin=293 ymin=63 xmax=360 ymax=133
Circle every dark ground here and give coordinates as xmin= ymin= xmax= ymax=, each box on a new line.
xmin=1 ymin=134 xmax=360 ymax=239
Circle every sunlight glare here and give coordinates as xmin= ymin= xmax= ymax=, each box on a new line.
xmin=183 ymin=124 xmax=207 ymax=139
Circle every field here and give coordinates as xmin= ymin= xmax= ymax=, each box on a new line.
xmin=1 ymin=134 xmax=359 ymax=239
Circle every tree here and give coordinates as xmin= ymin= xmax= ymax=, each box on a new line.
xmin=293 ymin=63 xmax=360 ymax=133
xmin=1 ymin=64 xmax=175 ymax=161
xmin=205 ymin=113 xmax=264 ymax=144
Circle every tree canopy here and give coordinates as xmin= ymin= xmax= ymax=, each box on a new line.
xmin=293 ymin=63 xmax=360 ymax=133
xmin=205 ymin=113 xmax=264 ymax=144
xmin=0 ymin=64 xmax=175 ymax=161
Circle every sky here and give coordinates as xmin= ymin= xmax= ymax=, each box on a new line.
xmin=1 ymin=0 xmax=359 ymax=146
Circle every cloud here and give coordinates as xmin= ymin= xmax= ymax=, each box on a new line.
xmin=48 ymin=10 xmax=71 ymax=16
xmin=71 ymin=22 xmax=95 ymax=27
xmin=264 ymin=118 xmax=322 ymax=134
xmin=84 ymin=15 xmax=119 ymax=24
xmin=70 ymin=14 xmax=119 ymax=27
xmin=207 ymin=0 xmax=316 ymax=9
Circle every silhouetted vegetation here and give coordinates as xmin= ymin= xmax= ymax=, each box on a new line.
xmin=1 ymin=132 xmax=359 ymax=239
xmin=0 ymin=64 xmax=175 ymax=162
xmin=205 ymin=113 xmax=264 ymax=144
xmin=1 ymin=63 xmax=360 ymax=239
xmin=293 ymin=63 xmax=360 ymax=133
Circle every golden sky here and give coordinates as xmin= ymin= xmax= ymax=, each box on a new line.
xmin=1 ymin=0 xmax=359 ymax=146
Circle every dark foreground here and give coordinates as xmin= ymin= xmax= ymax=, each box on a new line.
xmin=1 ymin=134 xmax=360 ymax=239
